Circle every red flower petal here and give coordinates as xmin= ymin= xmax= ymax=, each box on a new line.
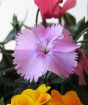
xmin=54 ymin=6 xmax=62 ymax=18
xmin=61 ymin=0 xmax=76 ymax=14
xmin=35 ymin=0 xmax=76 ymax=19
xmin=34 ymin=0 xmax=63 ymax=19
xmin=75 ymin=49 xmax=88 ymax=85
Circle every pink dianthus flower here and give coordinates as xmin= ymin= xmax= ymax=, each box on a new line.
xmin=13 ymin=24 xmax=79 ymax=82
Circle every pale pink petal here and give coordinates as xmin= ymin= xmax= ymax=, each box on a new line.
xmin=22 ymin=52 xmax=47 ymax=82
xmin=13 ymin=50 xmax=34 ymax=72
xmin=13 ymin=28 xmax=47 ymax=81
xmin=53 ymin=28 xmax=79 ymax=52
xmin=47 ymin=51 xmax=77 ymax=77
xmin=14 ymin=50 xmax=47 ymax=82
xmin=15 ymin=29 xmax=38 ymax=50
xmin=32 ymin=24 xmax=46 ymax=42
xmin=46 ymin=24 xmax=64 ymax=41
xmin=13 ymin=29 xmax=38 ymax=71
xmin=61 ymin=0 xmax=76 ymax=14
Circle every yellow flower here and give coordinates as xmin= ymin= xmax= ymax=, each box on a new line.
xmin=7 ymin=84 xmax=51 ymax=105
xmin=47 ymin=90 xmax=83 ymax=105
xmin=7 ymin=84 xmax=83 ymax=105
xmin=7 ymin=94 xmax=33 ymax=105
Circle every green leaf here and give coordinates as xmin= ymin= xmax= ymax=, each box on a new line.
xmin=0 ymin=98 xmax=5 ymax=105
xmin=62 ymin=12 xmax=76 ymax=27
xmin=82 ymin=29 xmax=88 ymax=56
xmin=70 ymin=18 xmax=88 ymax=56
xmin=74 ymin=17 xmax=85 ymax=32
xmin=3 ymin=15 xmax=23 ymax=44
xmin=12 ymin=15 xmax=20 ymax=28
xmin=46 ymin=72 xmax=65 ymax=84
xmin=75 ymin=27 xmax=88 ymax=41
xmin=77 ymin=40 xmax=88 ymax=43
xmin=3 ymin=29 xmax=17 ymax=44
xmin=71 ymin=17 xmax=88 ymax=41
xmin=0 ymin=50 xmax=14 ymax=75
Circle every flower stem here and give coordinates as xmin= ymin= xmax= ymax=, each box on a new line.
xmin=59 ymin=18 xmax=62 ymax=24
xmin=35 ymin=9 xmax=40 ymax=26
xmin=0 ymin=67 xmax=15 ymax=74
xmin=42 ymin=17 xmax=47 ymax=27
xmin=61 ymin=83 xmax=64 ymax=94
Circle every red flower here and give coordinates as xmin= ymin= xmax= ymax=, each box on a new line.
xmin=34 ymin=0 xmax=76 ymax=19
xmin=75 ymin=49 xmax=88 ymax=85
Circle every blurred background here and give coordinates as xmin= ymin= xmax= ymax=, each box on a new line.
xmin=0 ymin=0 xmax=87 ymax=40
xmin=0 ymin=0 xmax=87 ymax=55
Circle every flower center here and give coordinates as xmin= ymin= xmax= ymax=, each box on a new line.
xmin=43 ymin=48 xmax=49 ymax=54
xmin=36 ymin=39 xmax=50 ymax=55
xmin=42 ymin=39 xmax=50 ymax=54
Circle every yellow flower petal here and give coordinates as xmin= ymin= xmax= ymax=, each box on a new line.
xmin=7 ymin=84 xmax=51 ymax=105
xmin=22 ymin=89 xmax=34 ymax=98
xmin=38 ymin=93 xmax=51 ymax=104
xmin=36 ymin=84 xmax=50 ymax=93
xmin=11 ymin=95 xmax=33 ymax=105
